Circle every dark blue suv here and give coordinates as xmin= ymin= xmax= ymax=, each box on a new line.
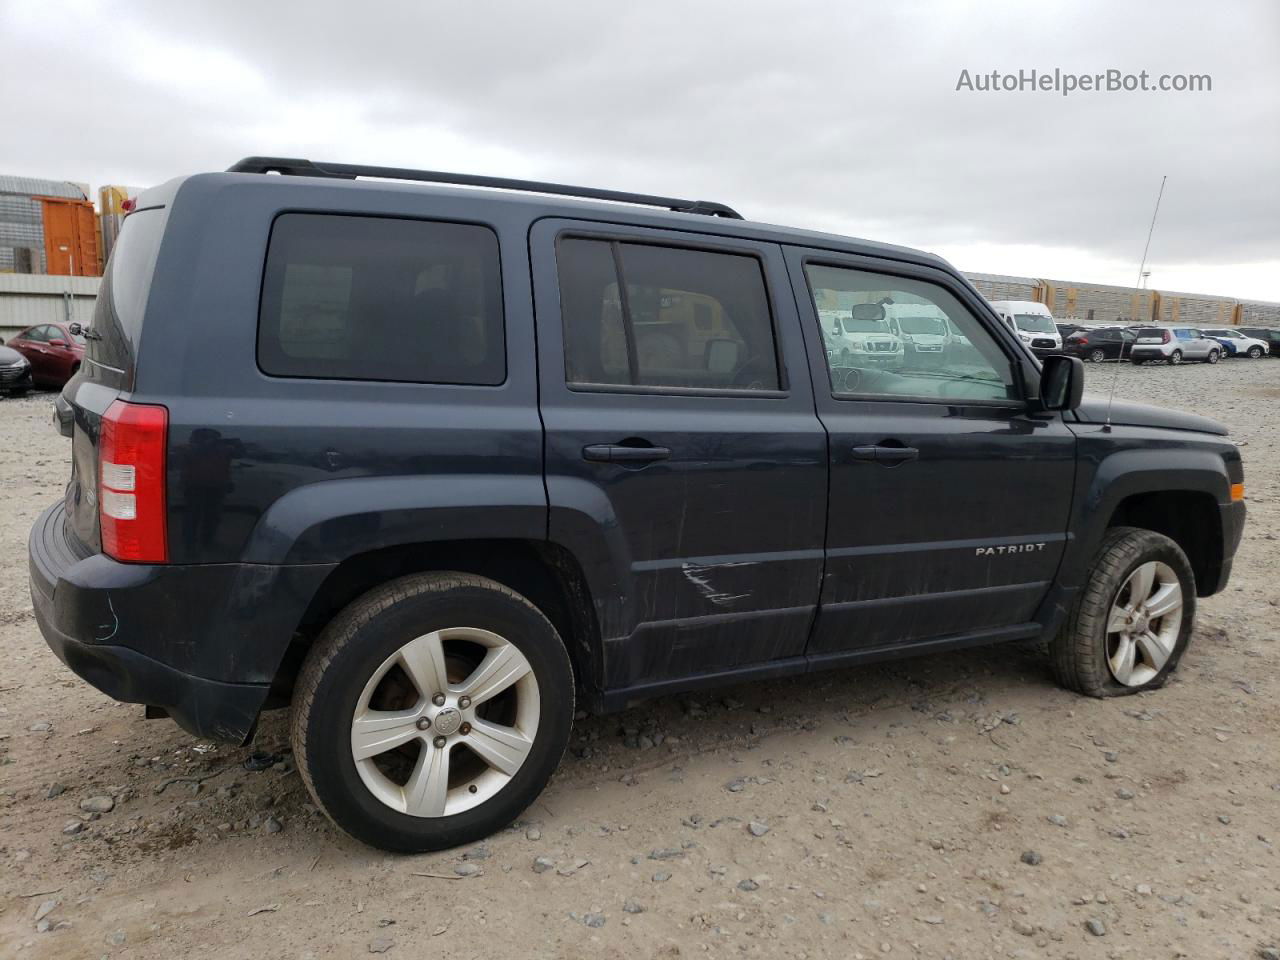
xmin=30 ymin=158 xmax=1246 ymax=851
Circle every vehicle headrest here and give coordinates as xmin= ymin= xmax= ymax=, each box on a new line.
xmin=851 ymin=303 xmax=885 ymax=321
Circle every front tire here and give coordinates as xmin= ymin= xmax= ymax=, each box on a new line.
xmin=290 ymin=572 xmax=574 ymax=852
xmin=1050 ymin=527 xmax=1195 ymax=698
xmin=1206 ymin=349 xmax=1220 ymax=364
xmin=1249 ymin=346 xmax=1264 ymax=359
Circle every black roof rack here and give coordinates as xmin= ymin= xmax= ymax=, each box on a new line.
xmin=226 ymin=156 xmax=743 ymax=220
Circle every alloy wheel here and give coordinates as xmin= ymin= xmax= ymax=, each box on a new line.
xmin=1089 ymin=348 xmax=1105 ymax=363
xmin=350 ymin=627 xmax=539 ymax=817
xmin=1105 ymin=561 xmax=1183 ymax=687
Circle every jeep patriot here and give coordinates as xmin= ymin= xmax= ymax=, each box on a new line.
xmin=29 ymin=157 xmax=1246 ymax=851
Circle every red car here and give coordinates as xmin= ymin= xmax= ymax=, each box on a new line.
xmin=5 ymin=322 xmax=86 ymax=388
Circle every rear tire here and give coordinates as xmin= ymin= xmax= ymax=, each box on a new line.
xmin=290 ymin=572 xmax=574 ymax=852
xmin=1089 ymin=348 xmax=1105 ymax=363
xmin=1050 ymin=527 xmax=1195 ymax=698
xmin=1131 ymin=359 xmax=1145 ymax=366
xmin=1169 ymin=350 xmax=1183 ymax=365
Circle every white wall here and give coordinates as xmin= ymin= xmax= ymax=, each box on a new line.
xmin=0 ymin=274 xmax=99 ymax=343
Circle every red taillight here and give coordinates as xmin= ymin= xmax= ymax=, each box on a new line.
xmin=1077 ymin=336 xmax=1089 ymax=344
xmin=120 ymin=197 xmax=136 ymax=213
xmin=99 ymin=400 xmax=168 ymax=563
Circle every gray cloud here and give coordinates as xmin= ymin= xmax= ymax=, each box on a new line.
xmin=2 ymin=0 xmax=1277 ymax=290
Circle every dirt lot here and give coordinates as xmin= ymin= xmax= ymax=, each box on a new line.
xmin=2 ymin=360 xmax=1278 ymax=960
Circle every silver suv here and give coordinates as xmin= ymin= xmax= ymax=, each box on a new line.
xmin=1129 ymin=326 xmax=1222 ymax=365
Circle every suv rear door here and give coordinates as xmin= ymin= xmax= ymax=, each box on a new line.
xmin=531 ymin=219 xmax=827 ymax=694
xmin=785 ymin=248 xmax=1076 ymax=662
xmin=62 ymin=202 xmax=168 ymax=553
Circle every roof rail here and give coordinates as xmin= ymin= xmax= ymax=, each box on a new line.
xmin=226 ymin=156 xmax=743 ymax=219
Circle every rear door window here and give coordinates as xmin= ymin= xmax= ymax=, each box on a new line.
xmin=258 ymin=214 xmax=505 ymax=385
xmin=557 ymin=238 xmax=780 ymax=392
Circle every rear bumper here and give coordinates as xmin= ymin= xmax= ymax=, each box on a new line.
xmin=1129 ymin=347 xmax=1169 ymax=360
xmin=28 ymin=501 xmax=334 ymax=743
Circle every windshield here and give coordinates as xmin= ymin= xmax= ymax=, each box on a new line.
xmin=841 ymin=317 xmax=888 ymax=334
xmin=1014 ymin=314 xmax=1056 ymax=334
xmin=898 ymin=316 xmax=946 ymax=336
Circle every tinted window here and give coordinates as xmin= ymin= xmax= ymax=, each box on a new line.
xmin=92 ymin=207 xmax=167 ymax=373
xmin=805 ymin=264 xmax=1017 ymax=403
xmin=559 ymin=238 xmax=779 ymax=391
xmin=258 ymin=214 xmax=504 ymax=385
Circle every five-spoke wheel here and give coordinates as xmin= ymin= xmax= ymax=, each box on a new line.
xmin=1103 ymin=560 xmax=1183 ymax=687
xmin=1050 ymin=527 xmax=1195 ymax=698
xmin=351 ymin=628 xmax=539 ymax=818
xmin=291 ymin=573 xmax=573 ymax=852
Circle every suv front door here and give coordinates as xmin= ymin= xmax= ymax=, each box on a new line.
xmin=532 ymin=220 xmax=828 ymax=695
xmin=785 ymin=249 xmax=1077 ymax=662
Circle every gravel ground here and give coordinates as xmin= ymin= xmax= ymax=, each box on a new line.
xmin=1 ymin=360 xmax=1278 ymax=959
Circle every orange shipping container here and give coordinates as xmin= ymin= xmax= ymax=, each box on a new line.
xmin=39 ymin=196 xmax=101 ymax=276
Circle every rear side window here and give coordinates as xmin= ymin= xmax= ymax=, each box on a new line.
xmin=557 ymin=238 xmax=780 ymax=391
xmin=91 ymin=207 xmax=167 ymax=373
xmin=258 ymin=214 xmax=504 ymax=385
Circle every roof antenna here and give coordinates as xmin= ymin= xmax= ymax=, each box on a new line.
xmin=1105 ymin=175 xmax=1167 ymax=431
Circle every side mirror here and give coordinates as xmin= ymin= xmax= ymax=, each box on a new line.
xmin=67 ymin=322 xmax=83 ymax=336
xmin=705 ymin=338 xmax=740 ymax=373
xmin=1039 ymin=355 xmax=1084 ymax=411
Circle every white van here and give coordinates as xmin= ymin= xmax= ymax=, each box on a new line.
xmin=989 ymin=300 xmax=1063 ymax=357
xmin=818 ymin=304 xmax=905 ymax=369
xmin=881 ymin=302 xmax=951 ymax=367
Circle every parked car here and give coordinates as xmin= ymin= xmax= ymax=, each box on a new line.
xmin=1062 ymin=326 xmax=1136 ymax=363
xmin=881 ymin=302 xmax=952 ymax=367
xmin=1240 ymin=327 xmax=1280 ymax=356
xmin=1056 ymin=321 xmax=1089 ymax=340
xmin=1202 ymin=328 xmax=1269 ymax=359
xmin=0 ymin=344 xmax=33 ymax=396
xmin=1129 ymin=326 xmax=1222 ymax=365
xmin=5 ymin=322 xmax=86 ymax=388
xmin=1205 ymin=333 xmax=1242 ymax=357
xmin=30 ymin=157 xmax=1245 ymax=853
xmin=988 ymin=300 xmax=1063 ymax=357
xmin=819 ymin=304 xmax=905 ymax=370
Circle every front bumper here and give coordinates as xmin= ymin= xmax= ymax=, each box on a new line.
xmin=1212 ymin=499 xmax=1246 ymax=594
xmin=28 ymin=502 xmax=333 ymax=743
xmin=0 ymin=367 xmax=33 ymax=392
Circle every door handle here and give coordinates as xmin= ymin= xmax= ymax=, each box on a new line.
xmin=851 ymin=443 xmax=919 ymax=464
xmin=583 ymin=443 xmax=671 ymax=463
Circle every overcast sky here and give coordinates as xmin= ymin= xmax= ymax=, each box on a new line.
xmin=3 ymin=0 xmax=1278 ymax=300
